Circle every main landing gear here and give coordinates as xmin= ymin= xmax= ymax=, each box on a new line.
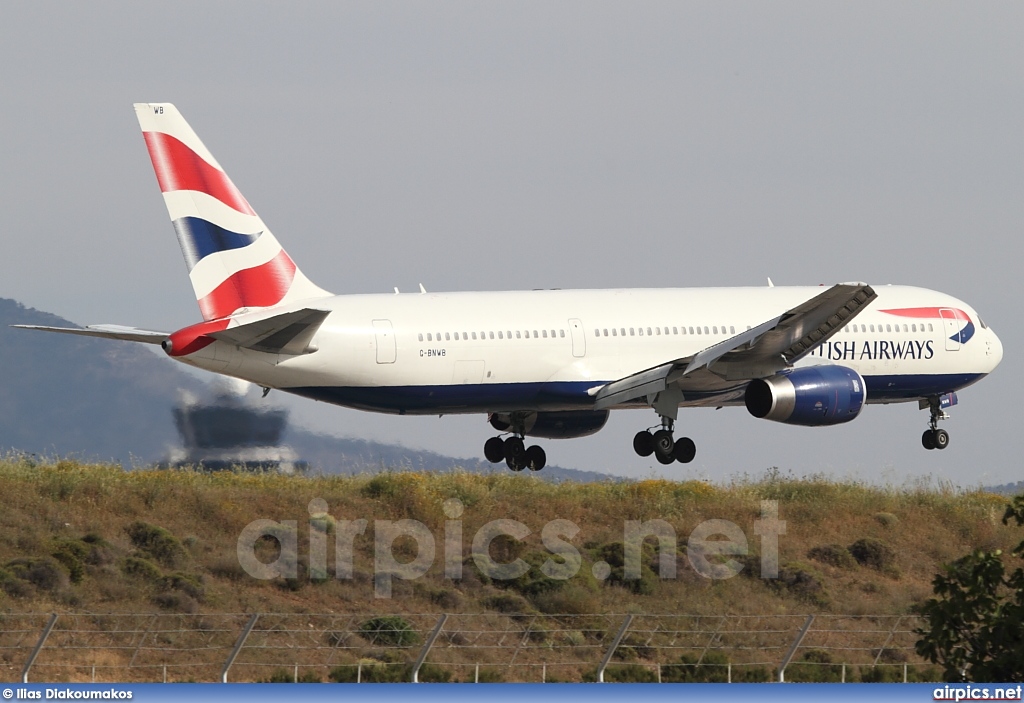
xmin=484 ymin=435 xmax=547 ymax=472
xmin=921 ymin=399 xmax=950 ymax=451
xmin=633 ymin=418 xmax=696 ymax=464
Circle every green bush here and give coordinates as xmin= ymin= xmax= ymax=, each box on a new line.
xmin=329 ymin=661 xmax=408 ymax=683
xmin=263 ymin=669 xmax=321 ymax=683
xmin=594 ymin=541 xmax=659 ymax=595
xmin=807 ymin=544 xmax=857 ymax=569
xmin=126 ymin=522 xmax=187 ymax=568
xmin=51 ymin=539 xmax=89 ymax=584
xmin=849 ymin=538 xmax=896 ymax=572
xmin=4 ymin=557 xmax=68 ymax=592
xmin=600 ymin=664 xmax=659 ymax=683
xmin=121 ymin=556 xmax=162 ymax=581
xmin=785 ymin=649 xmax=844 ymax=682
xmin=482 ymin=592 xmax=532 ymax=614
xmin=662 ymin=651 xmax=731 ymax=682
xmin=359 ymin=616 xmax=419 ymax=647
xmin=771 ymin=561 xmax=830 ymax=606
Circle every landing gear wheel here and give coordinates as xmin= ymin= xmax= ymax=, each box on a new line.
xmin=504 ymin=437 xmax=525 ymax=471
xmin=673 ymin=437 xmax=696 ymax=464
xmin=633 ymin=431 xmax=655 ymax=457
xmin=652 ymin=429 xmax=675 ymax=458
xmin=933 ymin=428 xmax=950 ymax=450
xmin=484 ymin=436 xmax=505 ymax=463
xmin=922 ymin=429 xmax=936 ymax=450
xmin=655 ymin=451 xmax=675 ymax=465
xmin=525 ymin=445 xmax=546 ymax=471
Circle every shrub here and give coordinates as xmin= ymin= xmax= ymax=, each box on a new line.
xmin=0 ymin=567 xmax=33 ymax=598
xmin=126 ymin=522 xmax=187 ymax=568
xmin=263 ymin=669 xmax=321 ymax=683
xmin=594 ymin=541 xmax=659 ymax=595
xmin=807 ymin=544 xmax=857 ymax=569
xmin=359 ymin=616 xmax=419 ymax=647
xmin=329 ymin=660 xmax=408 ymax=683
xmin=601 ymin=664 xmax=659 ymax=683
xmin=662 ymin=651 xmax=731 ymax=682
xmin=152 ymin=591 xmax=199 ymax=613
xmin=309 ymin=512 xmax=335 ymax=534
xmin=499 ymin=551 xmax=588 ymax=597
xmin=160 ymin=572 xmax=205 ymax=601
xmin=121 ymin=556 xmax=162 ymax=581
xmin=51 ymin=539 xmax=89 ymax=583
xmin=785 ymin=649 xmax=844 ymax=682
xmin=4 ymin=557 xmax=68 ymax=592
xmin=849 ymin=537 xmax=896 ymax=572
xmin=771 ymin=561 xmax=830 ymax=606
xmin=482 ymin=592 xmax=532 ymax=614
xmin=874 ymin=512 xmax=899 ymax=528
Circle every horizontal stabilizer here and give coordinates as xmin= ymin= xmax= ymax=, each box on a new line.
xmin=11 ymin=324 xmax=168 ymax=345
xmin=208 ymin=308 xmax=330 ymax=355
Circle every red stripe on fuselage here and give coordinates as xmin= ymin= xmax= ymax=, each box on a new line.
xmin=197 ymin=249 xmax=297 ymax=321
xmin=881 ymin=307 xmax=969 ymax=321
xmin=142 ymin=132 xmax=255 ymax=215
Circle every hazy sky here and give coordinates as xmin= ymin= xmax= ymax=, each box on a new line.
xmin=2 ymin=2 xmax=1021 ymax=486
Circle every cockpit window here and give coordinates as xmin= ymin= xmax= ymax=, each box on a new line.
xmin=979 ymin=317 xmax=988 ymax=329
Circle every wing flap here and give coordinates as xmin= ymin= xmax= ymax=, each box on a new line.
xmin=11 ymin=324 xmax=168 ymax=345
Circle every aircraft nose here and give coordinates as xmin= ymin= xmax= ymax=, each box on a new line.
xmin=986 ymin=327 xmax=1003 ymax=371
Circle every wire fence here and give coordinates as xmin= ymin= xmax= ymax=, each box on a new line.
xmin=0 ymin=612 xmax=935 ymax=683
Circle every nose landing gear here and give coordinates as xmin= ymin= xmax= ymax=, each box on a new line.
xmin=922 ymin=398 xmax=950 ymax=450
xmin=633 ymin=418 xmax=696 ymax=464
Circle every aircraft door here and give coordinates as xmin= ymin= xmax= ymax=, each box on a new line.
xmin=939 ymin=309 xmax=960 ymax=351
xmin=568 ymin=318 xmax=586 ymax=358
xmin=372 ymin=319 xmax=397 ymax=363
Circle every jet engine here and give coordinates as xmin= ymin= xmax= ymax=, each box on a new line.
xmin=744 ymin=365 xmax=866 ymax=426
xmin=489 ymin=410 xmax=610 ymax=439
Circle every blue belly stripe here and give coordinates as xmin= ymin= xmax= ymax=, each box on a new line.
xmin=283 ymin=373 xmax=987 ymax=415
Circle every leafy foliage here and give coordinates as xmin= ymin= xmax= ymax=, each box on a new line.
xmin=359 ymin=615 xmax=419 ymax=647
xmin=915 ymin=494 xmax=1024 ymax=682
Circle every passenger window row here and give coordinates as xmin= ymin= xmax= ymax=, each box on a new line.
xmin=593 ymin=325 xmax=736 ymax=338
xmin=417 ymin=329 xmax=567 ymax=342
xmin=843 ymin=323 xmax=934 ymax=333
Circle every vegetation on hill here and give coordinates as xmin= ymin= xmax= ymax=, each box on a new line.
xmin=0 ymin=456 xmax=1017 ymax=620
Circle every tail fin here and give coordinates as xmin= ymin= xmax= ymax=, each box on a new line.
xmin=134 ymin=103 xmax=331 ymax=321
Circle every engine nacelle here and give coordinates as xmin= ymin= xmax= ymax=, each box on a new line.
xmin=745 ymin=365 xmax=866 ymax=426
xmin=489 ymin=410 xmax=610 ymax=439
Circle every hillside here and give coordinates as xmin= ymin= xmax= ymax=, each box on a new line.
xmin=0 ymin=458 xmax=1020 ymax=682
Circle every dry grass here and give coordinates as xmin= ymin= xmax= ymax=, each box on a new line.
xmin=0 ymin=456 xmax=1018 ymax=621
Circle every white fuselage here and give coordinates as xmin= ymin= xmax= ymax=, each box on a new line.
xmin=173 ymin=284 xmax=1002 ymax=416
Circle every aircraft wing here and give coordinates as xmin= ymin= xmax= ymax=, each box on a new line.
xmin=207 ymin=308 xmax=330 ymax=355
xmin=592 ymin=283 xmax=876 ymax=410
xmin=10 ymin=324 xmax=168 ymax=345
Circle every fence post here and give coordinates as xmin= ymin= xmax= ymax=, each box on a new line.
xmin=221 ymin=614 xmax=259 ymax=683
xmin=21 ymin=613 xmax=58 ymax=683
xmin=412 ymin=614 xmax=447 ymax=683
xmin=904 ymin=663 xmax=908 ymax=683
xmin=841 ymin=663 xmax=846 ymax=683
xmin=474 ymin=663 xmax=479 ymax=683
xmin=357 ymin=661 xmax=362 ymax=683
xmin=777 ymin=614 xmax=814 ymax=683
xmin=727 ymin=663 xmax=731 ymax=683
xmin=597 ymin=614 xmax=634 ymax=683
xmin=873 ymin=616 xmax=903 ymax=667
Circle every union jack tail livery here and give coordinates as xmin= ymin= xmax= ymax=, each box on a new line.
xmin=134 ymin=103 xmax=331 ymax=320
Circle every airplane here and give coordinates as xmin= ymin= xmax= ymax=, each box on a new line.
xmin=14 ymin=103 xmax=1004 ymax=471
